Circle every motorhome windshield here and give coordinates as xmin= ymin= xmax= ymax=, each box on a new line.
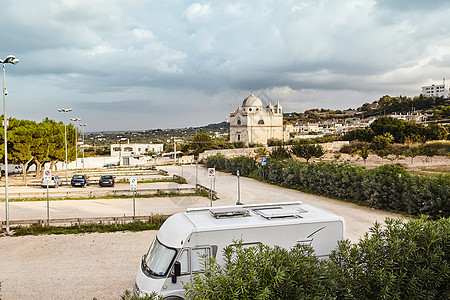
xmin=144 ymin=238 xmax=176 ymax=277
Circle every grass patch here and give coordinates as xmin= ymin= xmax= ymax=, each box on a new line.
xmin=11 ymin=216 xmax=167 ymax=236
xmin=415 ymin=165 xmax=450 ymax=174
xmin=8 ymin=190 xmax=209 ymax=202
xmin=115 ymin=177 xmax=187 ymax=184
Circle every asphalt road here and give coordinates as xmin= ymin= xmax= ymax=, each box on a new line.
xmin=0 ymin=165 xmax=404 ymax=241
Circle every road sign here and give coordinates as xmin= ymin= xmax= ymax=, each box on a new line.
xmin=44 ymin=169 xmax=51 ymax=180
xmin=261 ymin=157 xmax=267 ymax=166
xmin=237 ymin=170 xmax=240 ymax=178
xmin=130 ymin=177 xmax=137 ymax=189
xmin=208 ymin=168 xmax=215 ymax=178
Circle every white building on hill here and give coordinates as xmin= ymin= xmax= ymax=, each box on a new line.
xmin=229 ymin=92 xmax=288 ymax=145
xmin=421 ymin=80 xmax=449 ymax=98
xmin=110 ymin=143 xmax=164 ymax=158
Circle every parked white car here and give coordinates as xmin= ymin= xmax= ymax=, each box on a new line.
xmin=41 ymin=175 xmax=63 ymax=188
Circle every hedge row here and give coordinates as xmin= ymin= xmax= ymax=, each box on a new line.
xmin=185 ymin=217 xmax=450 ymax=300
xmin=205 ymin=154 xmax=450 ymax=219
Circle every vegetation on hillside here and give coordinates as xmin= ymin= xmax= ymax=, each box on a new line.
xmin=341 ymin=116 xmax=449 ymax=143
xmin=284 ymin=94 xmax=450 ymax=124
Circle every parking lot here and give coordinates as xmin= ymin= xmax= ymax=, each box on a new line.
xmin=0 ymin=165 xmax=405 ymax=299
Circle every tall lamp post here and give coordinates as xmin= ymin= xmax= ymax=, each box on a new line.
xmin=58 ymin=108 xmax=72 ymax=184
xmin=2 ymin=55 xmax=19 ymax=235
xmin=70 ymin=118 xmax=81 ymax=173
xmin=79 ymin=123 xmax=87 ymax=172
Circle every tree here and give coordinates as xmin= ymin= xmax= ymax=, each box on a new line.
xmin=425 ymin=123 xmax=448 ymax=141
xmin=254 ymin=147 xmax=268 ymax=157
xmin=370 ymin=116 xmax=406 ymax=143
xmin=190 ymin=132 xmax=212 ymax=154
xmin=371 ymin=133 xmax=394 ymax=160
xmin=8 ymin=118 xmax=36 ymax=184
xmin=405 ymin=145 xmax=420 ymax=164
xmin=40 ymin=118 xmax=66 ymax=172
xmin=291 ymin=142 xmax=325 ymax=163
xmin=352 ymin=142 xmax=371 ymax=165
xmin=269 ymin=146 xmax=291 ymax=160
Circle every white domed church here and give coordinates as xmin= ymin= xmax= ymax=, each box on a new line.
xmin=229 ymin=92 xmax=287 ymax=145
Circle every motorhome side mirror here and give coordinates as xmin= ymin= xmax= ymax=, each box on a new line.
xmin=172 ymin=261 xmax=181 ymax=283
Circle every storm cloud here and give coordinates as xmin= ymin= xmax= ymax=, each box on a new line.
xmin=1 ymin=0 xmax=450 ymax=131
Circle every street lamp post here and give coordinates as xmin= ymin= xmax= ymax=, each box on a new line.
xmin=1 ymin=55 xmax=19 ymax=235
xmin=79 ymin=123 xmax=87 ymax=172
xmin=58 ymin=108 xmax=72 ymax=184
xmin=70 ymin=118 xmax=81 ymax=173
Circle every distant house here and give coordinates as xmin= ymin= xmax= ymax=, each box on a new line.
xmin=389 ymin=113 xmax=427 ymax=123
xmin=110 ymin=143 xmax=164 ymax=158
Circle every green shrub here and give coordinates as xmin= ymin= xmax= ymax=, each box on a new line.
xmin=330 ymin=217 xmax=450 ymax=300
xmin=184 ymin=242 xmax=337 ymax=300
xmin=205 ymin=154 xmax=227 ymax=170
xmin=269 ymin=146 xmax=291 ymax=160
xmin=362 ymin=164 xmax=410 ymax=211
xmin=211 ymin=155 xmax=449 ymax=219
xmin=206 ymin=154 xmax=257 ymax=176
xmin=120 ymin=289 xmax=160 ymax=300
xmin=184 ymin=217 xmax=449 ymax=300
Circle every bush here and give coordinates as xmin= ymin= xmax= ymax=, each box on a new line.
xmin=362 ymin=164 xmax=410 ymax=211
xmin=330 ymin=217 xmax=450 ymax=300
xmin=184 ymin=217 xmax=450 ymax=300
xmin=205 ymin=154 xmax=227 ymax=170
xmin=210 ymin=155 xmax=449 ymax=219
xmin=206 ymin=154 xmax=257 ymax=177
xmin=184 ymin=242 xmax=337 ymax=300
xmin=269 ymin=146 xmax=291 ymax=160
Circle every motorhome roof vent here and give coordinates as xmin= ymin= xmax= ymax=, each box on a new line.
xmin=252 ymin=206 xmax=306 ymax=219
xmin=209 ymin=207 xmax=250 ymax=219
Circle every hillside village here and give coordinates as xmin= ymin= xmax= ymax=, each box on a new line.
xmin=85 ymin=81 xmax=450 ymax=157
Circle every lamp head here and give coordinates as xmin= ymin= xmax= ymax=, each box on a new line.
xmin=2 ymin=55 xmax=19 ymax=64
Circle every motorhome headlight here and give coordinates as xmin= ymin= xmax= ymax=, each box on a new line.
xmin=133 ymin=281 xmax=140 ymax=297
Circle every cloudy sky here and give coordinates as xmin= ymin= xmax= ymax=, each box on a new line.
xmin=1 ymin=0 xmax=450 ymax=131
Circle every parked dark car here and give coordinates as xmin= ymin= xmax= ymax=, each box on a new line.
xmin=99 ymin=174 xmax=115 ymax=187
xmin=103 ymin=163 xmax=118 ymax=167
xmin=71 ymin=174 xmax=89 ymax=187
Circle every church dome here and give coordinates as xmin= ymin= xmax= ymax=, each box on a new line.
xmin=242 ymin=92 xmax=263 ymax=108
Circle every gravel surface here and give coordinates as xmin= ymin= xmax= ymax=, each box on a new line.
xmin=0 ymin=231 xmax=156 ymax=300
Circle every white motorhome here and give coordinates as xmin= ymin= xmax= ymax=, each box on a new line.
xmin=134 ymin=202 xmax=345 ymax=299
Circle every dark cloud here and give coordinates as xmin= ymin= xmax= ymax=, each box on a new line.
xmin=375 ymin=0 xmax=450 ymax=11
xmin=1 ymin=0 xmax=450 ymax=131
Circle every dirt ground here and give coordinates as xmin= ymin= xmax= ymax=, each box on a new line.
xmin=0 ymin=231 xmax=156 ymax=300
xmin=319 ymin=153 xmax=450 ymax=173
